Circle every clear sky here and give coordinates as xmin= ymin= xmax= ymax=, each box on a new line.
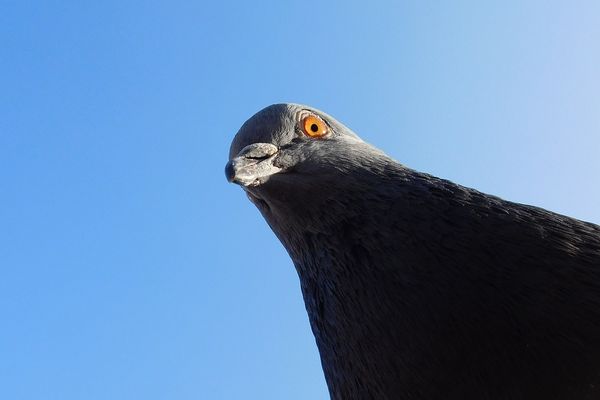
xmin=1 ymin=1 xmax=599 ymax=399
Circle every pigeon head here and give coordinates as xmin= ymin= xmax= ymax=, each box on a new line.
xmin=225 ymin=103 xmax=393 ymax=217
xmin=226 ymin=103 xmax=362 ymax=185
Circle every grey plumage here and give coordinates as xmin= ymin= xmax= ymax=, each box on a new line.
xmin=225 ymin=103 xmax=600 ymax=400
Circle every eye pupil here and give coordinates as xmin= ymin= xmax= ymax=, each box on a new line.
xmin=310 ymin=123 xmax=319 ymax=133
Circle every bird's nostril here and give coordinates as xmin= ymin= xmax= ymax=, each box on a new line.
xmin=245 ymin=154 xmax=272 ymax=161
xmin=237 ymin=143 xmax=279 ymax=160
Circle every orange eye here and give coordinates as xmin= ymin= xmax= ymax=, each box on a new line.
xmin=302 ymin=115 xmax=328 ymax=138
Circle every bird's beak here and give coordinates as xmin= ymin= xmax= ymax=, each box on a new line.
xmin=225 ymin=143 xmax=282 ymax=187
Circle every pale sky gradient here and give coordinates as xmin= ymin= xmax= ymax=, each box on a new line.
xmin=1 ymin=1 xmax=599 ymax=399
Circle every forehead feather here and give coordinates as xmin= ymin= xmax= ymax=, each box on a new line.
xmin=228 ymin=103 xmax=361 ymax=159
xmin=229 ymin=104 xmax=297 ymax=159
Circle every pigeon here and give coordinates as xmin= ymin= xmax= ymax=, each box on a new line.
xmin=225 ymin=103 xmax=600 ymax=400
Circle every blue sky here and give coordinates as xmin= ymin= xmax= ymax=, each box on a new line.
xmin=1 ymin=1 xmax=599 ymax=399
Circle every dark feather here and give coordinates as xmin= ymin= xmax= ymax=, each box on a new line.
xmin=227 ymin=104 xmax=600 ymax=400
